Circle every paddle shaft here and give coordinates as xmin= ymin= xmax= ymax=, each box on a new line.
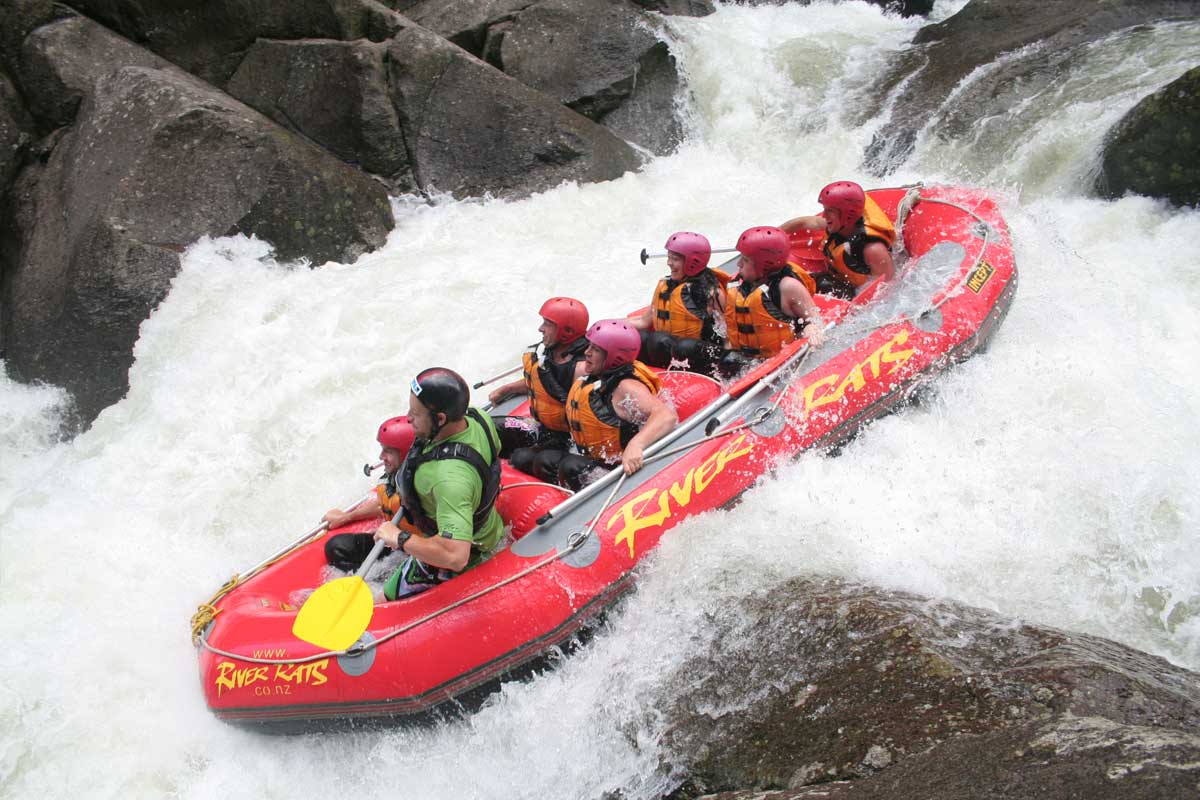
xmin=356 ymin=539 xmax=387 ymax=579
xmin=641 ymin=245 xmax=738 ymax=264
xmin=361 ymin=505 xmax=411 ymax=577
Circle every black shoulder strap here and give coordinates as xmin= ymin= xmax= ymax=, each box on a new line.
xmin=399 ymin=410 xmax=501 ymax=534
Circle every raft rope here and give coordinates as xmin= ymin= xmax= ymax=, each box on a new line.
xmin=190 ymin=493 xmax=374 ymax=644
xmin=194 ymin=187 xmax=1001 ymax=658
xmin=196 ymin=521 xmax=595 ymax=665
xmin=884 ymin=184 xmax=1000 ymax=316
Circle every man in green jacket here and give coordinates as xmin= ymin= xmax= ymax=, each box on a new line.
xmin=374 ymin=367 xmax=504 ymax=601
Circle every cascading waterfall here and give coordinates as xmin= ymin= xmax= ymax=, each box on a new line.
xmin=2 ymin=2 xmax=1197 ymax=798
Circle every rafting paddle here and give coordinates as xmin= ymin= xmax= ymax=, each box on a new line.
xmin=292 ymin=523 xmax=392 ymax=651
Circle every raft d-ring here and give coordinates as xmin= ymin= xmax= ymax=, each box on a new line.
xmin=560 ymin=529 xmax=601 ymax=569
xmin=750 ymin=405 xmax=787 ymax=437
xmin=337 ymin=631 xmax=377 ymax=676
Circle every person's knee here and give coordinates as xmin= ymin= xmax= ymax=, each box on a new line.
xmin=532 ymin=449 xmax=567 ymax=483
xmin=558 ymin=454 xmax=603 ymax=490
xmin=717 ymin=349 xmax=756 ymax=379
xmin=639 ymin=331 xmax=676 ymax=368
xmin=510 ymin=446 xmax=537 ymax=475
xmin=671 ymin=338 xmax=719 ymax=373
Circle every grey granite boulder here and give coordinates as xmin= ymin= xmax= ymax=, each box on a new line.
xmin=658 ymin=577 xmax=1200 ymax=799
xmin=861 ymin=0 xmax=1198 ymax=175
xmin=383 ymin=24 xmax=642 ymax=197
xmin=2 ymin=18 xmax=392 ymax=428
xmin=494 ymin=0 xmax=683 ymax=154
xmin=1096 ymin=65 xmax=1200 ymax=208
xmin=228 ymin=38 xmax=417 ymax=193
xmin=0 ymin=69 xmax=32 ymax=190
xmin=61 ymin=0 xmax=407 ymax=86
xmin=407 ymin=0 xmax=689 ymax=156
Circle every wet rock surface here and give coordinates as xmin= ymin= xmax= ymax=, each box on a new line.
xmin=861 ymin=0 xmax=1199 ymax=177
xmin=1 ymin=0 xmax=1195 ymax=424
xmin=1096 ymin=65 xmax=1200 ymax=208
xmin=383 ymin=24 xmax=641 ymax=197
xmin=1 ymin=17 xmax=392 ymax=427
xmin=656 ymin=577 xmax=1200 ymax=799
xmin=404 ymin=0 xmax=698 ymax=155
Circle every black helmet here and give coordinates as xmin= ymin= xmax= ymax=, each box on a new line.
xmin=410 ymin=367 xmax=469 ymax=421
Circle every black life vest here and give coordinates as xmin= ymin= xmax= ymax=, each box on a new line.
xmin=398 ymin=408 xmax=502 ymax=536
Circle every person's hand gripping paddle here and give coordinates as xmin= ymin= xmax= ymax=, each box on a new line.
xmin=292 ymin=510 xmax=399 ymax=650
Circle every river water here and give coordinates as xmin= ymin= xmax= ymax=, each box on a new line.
xmin=2 ymin=2 xmax=1198 ymax=798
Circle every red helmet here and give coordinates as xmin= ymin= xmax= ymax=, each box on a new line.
xmin=377 ymin=416 xmax=416 ymax=457
xmin=818 ymin=180 xmax=866 ymax=220
xmin=538 ymin=297 xmax=589 ymax=344
xmin=585 ymin=319 xmax=641 ymax=372
xmin=736 ymin=226 xmax=790 ymax=274
xmin=664 ymin=231 xmax=711 ymax=277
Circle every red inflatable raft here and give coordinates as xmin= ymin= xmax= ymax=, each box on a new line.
xmin=193 ymin=184 xmax=1017 ymax=730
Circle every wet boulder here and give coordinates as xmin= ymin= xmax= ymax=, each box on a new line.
xmin=59 ymin=0 xmax=406 ymax=87
xmin=736 ymin=0 xmax=930 ymax=15
xmin=383 ymin=24 xmax=642 ymax=197
xmin=628 ymin=0 xmax=715 ymax=14
xmin=861 ymin=0 xmax=1199 ymax=174
xmin=1095 ymin=65 xmax=1200 ymax=208
xmin=659 ymin=577 xmax=1200 ymax=799
xmin=2 ymin=18 xmax=393 ymax=428
xmin=0 ymin=69 xmax=32 ymax=190
xmin=495 ymin=0 xmax=683 ymax=155
xmin=407 ymin=0 xmax=690 ymax=156
xmin=227 ymin=38 xmax=418 ymax=193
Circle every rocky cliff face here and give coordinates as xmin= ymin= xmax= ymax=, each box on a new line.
xmin=0 ymin=0 xmax=680 ymax=429
xmin=1 ymin=0 xmax=1193 ymax=427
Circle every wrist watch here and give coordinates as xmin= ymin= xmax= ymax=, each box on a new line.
xmin=395 ymin=530 xmax=412 ymax=554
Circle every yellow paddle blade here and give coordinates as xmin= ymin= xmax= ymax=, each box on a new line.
xmin=292 ymin=575 xmax=375 ymax=651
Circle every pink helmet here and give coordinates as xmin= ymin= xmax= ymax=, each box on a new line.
xmin=377 ymin=416 xmax=416 ymax=457
xmin=818 ymin=180 xmax=866 ymax=220
xmin=585 ymin=319 xmax=642 ymax=371
xmin=736 ymin=226 xmax=790 ymax=274
xmin=664 ymin=231 xmax=711 ymax=277
xmin=539 ymin=296 xmax=589 ymax=344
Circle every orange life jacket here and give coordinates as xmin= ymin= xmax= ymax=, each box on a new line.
xmin=724 ymin=267 xmax=808 ymax=357
xmin=651 ymin=269 xmax=729 ymax=343
xmin=823 ymin=195 xmax=896 ymax=289
xmin=521 ymin=340 xmax=586 ymax=432
xmin=566 ymin=361 xmax=662 ymax=464
xmin=375 ymin=474 xmax=418 ymax=533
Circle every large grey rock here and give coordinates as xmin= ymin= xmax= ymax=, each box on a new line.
xmin=405 ymin=0 xmax=686 ymax=155
xmin=0 ymin=0 xmax=76 ymax=77
xmin=1096 ymin=65 xmax=1200 ymax=208
xmin=61 ymin=0 xmax=407 ymax=86
xmin=384 ymin=24 xmax=641 ymax=197
xmin=730 ymin=0 xmax=928 ymax=14
xmin=657 ymin=578 xmax=1200 ymax=799
xmin=628 ymin=0 xmax=714 ymax=14
xmin=401 ymin=0 xmax=533 ymax=57
xmin=227 ymin=38 xmax=417 ymax=193
xmin=495 ymin=0 xmax=683 ymax=154
xmin=861 ymin=0 xmax=1198 ymax=174
xmin=17 ymin=11 xmax=170 ymax=128
xmin=0 ymin=69 xmax=32 ymax=190
xmin=2 ymin=18 xmax=392 ymax=428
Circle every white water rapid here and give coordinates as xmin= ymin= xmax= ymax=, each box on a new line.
xmin=2 ymin=2 xmax=1198 ymax=798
